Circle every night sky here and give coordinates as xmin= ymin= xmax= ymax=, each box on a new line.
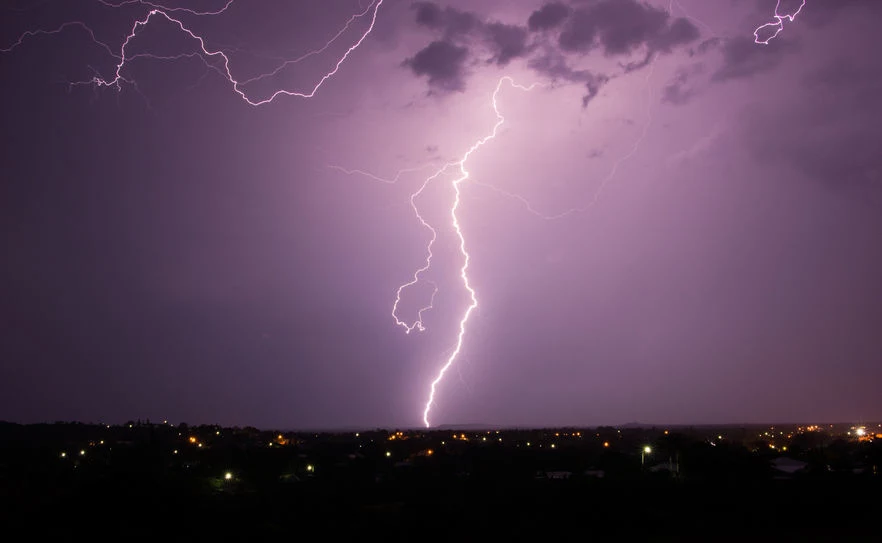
xmin=2 ymin=0 xmax=880 ymax=429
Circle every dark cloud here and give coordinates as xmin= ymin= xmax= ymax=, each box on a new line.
xmin=620 ymin=51 xmax=653 ymax=73
xmin=582 ymin=72 xmax=610 ymax=107
xmin=404 ymin=40 xmax=469 ymax=91
xmin=592 ymin=0 xmax=668 ymax=55
xmin=414 ymin=1 xmax=444 ymax=29
xmin=558 ymin=0 xmax=699 ymax=57
xmin=661 ymin=78 xmax=693 ymax=105
xmin=711 ymin=36 xmax=794 ymax=82
xmin=558 ymin=7 xmax=598 ymax=52
xmin=527 ymin=2 xmax=571 ymax=31
xmin=661 ymin=63 xmax=704 ymax=105
xmin=407 ymin=0 xmax=698 ymax=96
xmin=528 ymin=51 xmax=593 ymax=82
xmin=413 ymin=2 xmax=480 ymax=39
xmin=527 ymin=51 xmax=610 ymax=106
xmin=690 ymin=37 xmax=722 ymax=57
xmin=484 ymin=22 xmax=529 ymax=65
xmin=650 ymin=17 xmax=701 ymax=52
xmin=410 ymin=2 xmax=531 ymax=86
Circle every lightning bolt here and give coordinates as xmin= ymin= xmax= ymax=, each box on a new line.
xmin=755 ymin=0 xmax=806 ymax=45
xmin=2 ymin=0 xmax=384 ymax=106
xmin=419 ymin=76 xmax=541 ymax=428
xmin=335 ymin=78 xmax=542 ymax=425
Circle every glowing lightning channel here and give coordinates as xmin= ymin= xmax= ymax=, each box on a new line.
xmin=421 ymin=76 xmax=541 ymax=428
xmin=96 ymin=0 xmax=236 ymax=16
xmin=392 ymin=168 xmax=444 ymax=334
xmin=323 ymin=163 xmax=443 ymax=334
xmin=754 ymin=0 xmax=806 ymax=45
xmin=2 ymin=0 xmax=384 ymax=107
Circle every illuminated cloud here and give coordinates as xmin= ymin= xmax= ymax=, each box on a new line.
xmin=408 ymin=0 xmax=700 ymax=96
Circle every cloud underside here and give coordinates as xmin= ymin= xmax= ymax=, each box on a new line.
xmin=405 ymin=0 xmax=701 ymax=104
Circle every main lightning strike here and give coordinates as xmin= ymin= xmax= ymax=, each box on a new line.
xmin=420 ymin=76 xmax=540 ymax=427
xmin=325 ymin=79 xmax=540 ymax=420
xmin=754 ymin=0 xmax=806 ymax=44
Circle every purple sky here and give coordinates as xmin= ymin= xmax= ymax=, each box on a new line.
xmin=1 ymin=0 xmax=880 ymax=429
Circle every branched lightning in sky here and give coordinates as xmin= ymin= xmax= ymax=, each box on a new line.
xmin=325 ymin=164 xmax=437 ymax=186
xmin=95 ymin=0 xmax=235 ymax=16
xmin=754 ymin=0 xmax=806 ymax=45
xmin=2 ymin=0 xmax=383 ymax=106
xmin=391 ymin=168 xmax=444 ymax=335
xmin=324 ymin=163 xmax=443 ymax=334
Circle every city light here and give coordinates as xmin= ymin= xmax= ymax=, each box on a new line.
xmin=306 ymin=464 xmax=315 ymax=472
xmin=224 ymin=472 xmax=232 ymax=480
xmin=385 ymin=451 xmax=391 ymax=457
xmin=60 ymin=452 xmax=66 ymax=458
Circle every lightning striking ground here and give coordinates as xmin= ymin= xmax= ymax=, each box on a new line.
xmin=754 ymin=0 xmax=806 ymax=44
xmin=419 ymin=77 xmax=541 ymax=427
xmin=326 ymin=78 xmax=539 ymax=423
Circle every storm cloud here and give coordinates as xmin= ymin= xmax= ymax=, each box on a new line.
xmin=407 ymin=0 xmax=700 ymax=95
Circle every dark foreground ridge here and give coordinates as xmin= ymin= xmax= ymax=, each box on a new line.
xmin=1 ymin=420 xmax=880 ymax=541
